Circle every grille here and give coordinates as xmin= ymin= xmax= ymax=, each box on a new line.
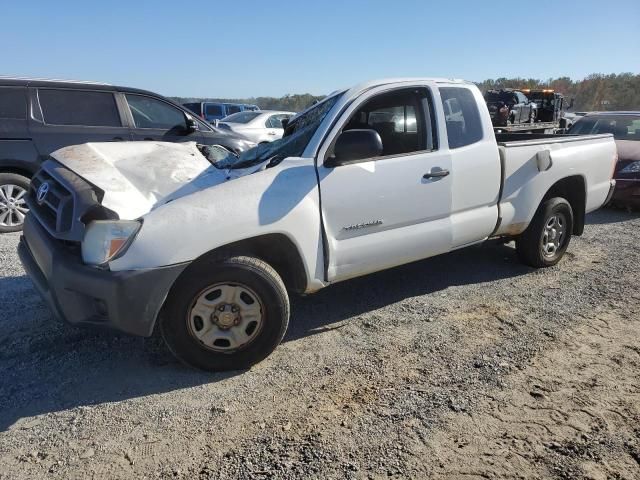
xmin=29 ymin=169 xmax=74 ymax=234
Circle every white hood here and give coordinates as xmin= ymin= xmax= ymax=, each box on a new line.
xmin=50 ymin=141 xmax=265 ymax=220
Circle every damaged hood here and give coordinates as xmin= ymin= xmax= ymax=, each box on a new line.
xmin=50 ymin=141 xmax=264 ymax=219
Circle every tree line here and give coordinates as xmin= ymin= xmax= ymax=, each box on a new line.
xmin=477 ymin=73 xmax=640 ymax=111
xmin=171 ymin=73 xmax=640 ymax=113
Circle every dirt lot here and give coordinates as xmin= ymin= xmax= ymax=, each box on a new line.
xmin=0 ymin=208 xmax=639 ymax=480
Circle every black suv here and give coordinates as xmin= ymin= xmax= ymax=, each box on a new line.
xmin=0 ymin=77 xmax=254 ymax=232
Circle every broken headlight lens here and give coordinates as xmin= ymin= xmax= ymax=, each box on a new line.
xmin=619 ymin=161 xmax=640 ymax=174
xmin=81 ymin=220 xmax=142 ymax=266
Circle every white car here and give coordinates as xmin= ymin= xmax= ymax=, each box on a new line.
xmin=19 ymin=78 xmax=617 ymax=372
xmin=218 ymin=110 xmax=294 ymax=143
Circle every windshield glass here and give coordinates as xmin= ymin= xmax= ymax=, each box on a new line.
xmin=222 ymin=111 xmax=262 ymax=123
xmin=569 ymin=115 xmax=640 ymax=141
xmin=207 ymin=92 xmax=344 ymax=169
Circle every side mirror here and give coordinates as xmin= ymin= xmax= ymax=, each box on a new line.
xmin=186 ymin=115 xmax=199 ymax=132
xmin=281 ymin=118 xmax=289 ymax=129
xmin=568 ymin=98 xmax=575 ymax=109
xmin=325 ymin=129 xmax=383 ymax=167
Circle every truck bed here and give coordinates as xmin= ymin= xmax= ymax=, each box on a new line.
xmin=493 ymin=133 xmax=616 ymax=237
xmin=495 ymin=132 xmax=584 ymax=144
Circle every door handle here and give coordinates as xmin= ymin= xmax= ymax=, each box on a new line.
xmin=112 ymin=137 xmax=124 ymax=141
xmin=423 ymin=169 xmax=450 ymax=180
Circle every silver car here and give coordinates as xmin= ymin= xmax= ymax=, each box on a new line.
xmin=217 ymin=110 xmax=294 ymax=143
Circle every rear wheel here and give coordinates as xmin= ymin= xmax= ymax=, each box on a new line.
xmin=516 ymin=197 xmax=573 ymax=268
xmin=0 ymin=173 xmax=30 ymax=233
xmin=160 ymin=256 xmax=289 ymax=372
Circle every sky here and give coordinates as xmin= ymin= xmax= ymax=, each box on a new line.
xmin=1 ymin=0 xmax=638 ymax=98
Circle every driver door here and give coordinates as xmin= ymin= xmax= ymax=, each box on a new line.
xmin=318 ymin=85 xmax=453 ymax=282
xmin=123 ymin=93 xmax=202 ymax=143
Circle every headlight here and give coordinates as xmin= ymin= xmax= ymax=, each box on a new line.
xmin=81 ymin=220 xmax=142 ymax=266
xmin=620 ymin=161 xmax=640 ymax=174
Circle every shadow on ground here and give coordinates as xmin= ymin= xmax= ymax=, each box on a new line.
xmin=586 ymin=206 xmax=640 ymax=225
xmin=0 ymin=238 xmax=534 ymax=431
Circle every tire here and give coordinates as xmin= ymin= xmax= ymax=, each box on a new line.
xmin=516 ymin=197 xmax=573 ymax=268
xmin=160 ymin=256 xmax=289 ymax=372
xmin=0 ymin=173 xmax=30 ymax=233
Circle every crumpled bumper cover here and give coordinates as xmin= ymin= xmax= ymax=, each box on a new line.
xmin=18 ymin=214 xmax=188 ymax=337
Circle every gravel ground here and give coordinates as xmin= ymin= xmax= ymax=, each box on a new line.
xmin=0 ymin=208 xmax=639 ymax=480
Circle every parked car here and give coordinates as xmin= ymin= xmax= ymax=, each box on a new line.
xmin=562 ymin=111 xmax=590 ymax=129
xmin=218 ymin=110 xmax=295 ymax=143
xmin=182 ymin=102 xmax=260 ymax=123
xmin=0 ymin=77 xmax=255 ymax=232
xmin=568 ymin=112 xmax=640 ymax=208
xmin=19 ymin=78 xmax=616 ymax=372
xmin=484 ymin=88 xmax=537 ymax=126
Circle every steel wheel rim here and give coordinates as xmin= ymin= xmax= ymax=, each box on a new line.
xmin=187 ymin=282 xmax=265 ymax=353
xmin=0 ymin=184 xmax=29 ymax=227
xmin=541 ymin=212 xmax=566 ymax=258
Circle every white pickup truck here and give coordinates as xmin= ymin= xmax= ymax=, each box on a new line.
xmin=19 ymin=78 xmax=617 ymax=371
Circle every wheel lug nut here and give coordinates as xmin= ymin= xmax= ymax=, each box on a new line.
xmin=218 ymin=305 xmax=225 ymax=311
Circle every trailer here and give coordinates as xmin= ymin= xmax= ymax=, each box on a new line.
xmin=493 ymin=89 xmax=573 ymax=134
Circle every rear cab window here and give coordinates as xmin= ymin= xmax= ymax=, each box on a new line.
xmin=38 ymin=89 xmax=122 ymax=127
xmin=439 ymin=87 xmax=483 ymax=149
xmin=0 ymin=88 xmax=27 ymax=119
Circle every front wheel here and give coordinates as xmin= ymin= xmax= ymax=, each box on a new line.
xmin=160 ymin=256 xmax=289 ymax=372
xmin=0 ymin=173 xmax=30 ymax=233
xmin=516 ymin=197 xmax=573 ymax=268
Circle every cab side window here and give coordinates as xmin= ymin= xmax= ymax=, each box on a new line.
xmin=343 ymin=88 xmax=433 ymax=157
xmin=439 ymin=87 xmax=483 ymax=149
xmin=125 ymin=94 xmax=187 ymax=130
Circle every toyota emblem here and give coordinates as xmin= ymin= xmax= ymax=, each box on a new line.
xmin=37 ymin=182 xmax=50 ymax=205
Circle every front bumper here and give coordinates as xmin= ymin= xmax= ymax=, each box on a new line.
xmin=611 ymin=178 xmax=640 ymax=208
xmin=18 ymin=214 xmax=188 ymax=337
